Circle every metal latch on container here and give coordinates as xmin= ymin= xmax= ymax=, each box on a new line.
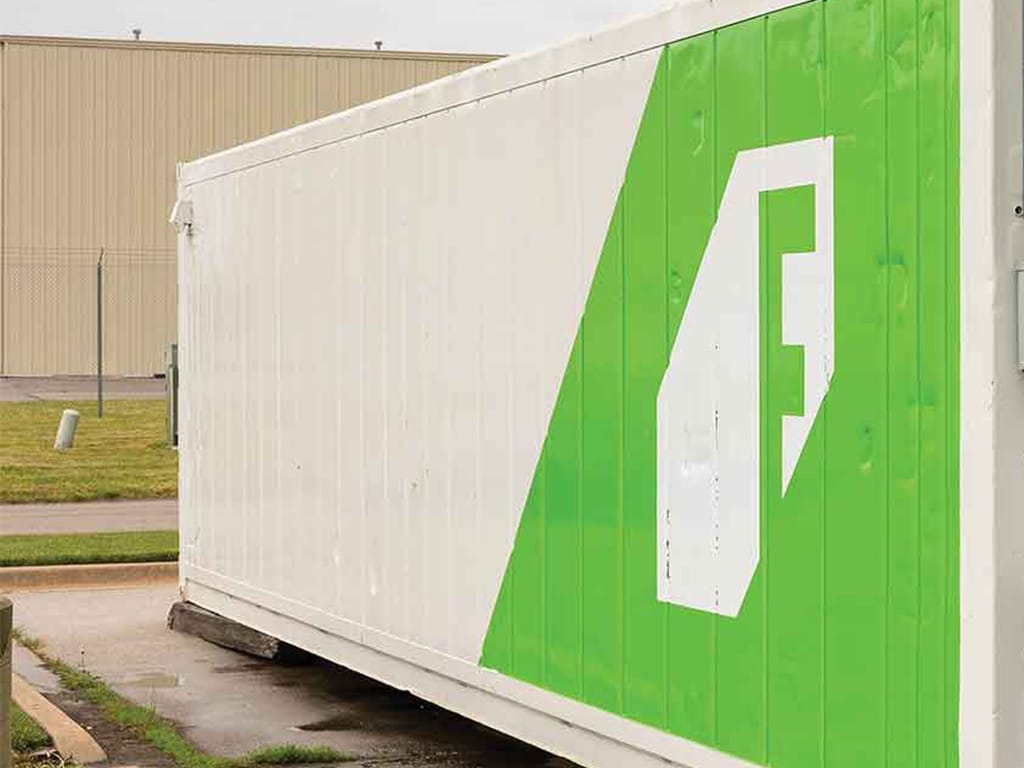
xmin=169 ymin=199 xmax=194 ymax=236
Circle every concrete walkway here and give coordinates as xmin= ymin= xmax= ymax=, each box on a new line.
xmin=0 ymin=376 xmax=166 ymax=402
xmin=9 ymin=584 xmax=575 ymax=767
xmin=0 ymin=499 xmax=178 ymax=535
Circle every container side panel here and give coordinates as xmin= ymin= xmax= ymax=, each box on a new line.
xmin=479 ymin=2 xmax=959 ymax=766
xmin=384 ymin=120 xmax=410 ymax=639
xmin=579 ymin=195 xmax=625 ymax=714
xmin=303 ymin=145 xmax=345 ymax=613
xmin=763 ymin=5 xmax=826 ymax=766
xmin=663 ymin=32 xmax=717 ymax=745
xmin=181 ymin=1 xmax=961 ymax=764
xmin=239 ymin=168 xmax=259 ymax=589
xmin=712 ymin=20 xmax=767 ymax=763
xmin=335 ymin=140 xmax=367 ymax=625
xmin=822 ymin=2 xmax=888 ymax=763
xmin=510 ymin=81 xmax=553 ymax=687
xmin=915 ymin=0 xmax=953 ymax=751
xmin=361 ymin=130 xmax=389 ymax=634
xmin=543 ymin=70 xmax=585 ymax=700
xmin=420 ymin=109 xmax=452 ymax=654
xmin=447 ymin=99 xmax=488 ymax=660
xmin=184 ymin=45 xmax=660 ymax=666
xmin=401 ymin=118 xmax=429 ymax=647
xmin=544 ymin=333 xmax=584 ymax=699
xmin=474 ymin=92 xmax=514 ymax=672
xmin=255 ymin=164 xmax=278 ymax=592
xmin=621 ymin=52 xmax=668 ymax=731
xmin=883 ymin=0 xmax=921 ymax=763
xmin=942 ymin=3 xmax=959 ymax=764
xmin=471 ymin=51 xmax=662 ymax=668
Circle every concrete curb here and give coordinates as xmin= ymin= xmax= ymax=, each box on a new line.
xmin=0 ymin=561 xmax=177 ymax=592
xmin=12 ymin=671 xmax=107 ymax=764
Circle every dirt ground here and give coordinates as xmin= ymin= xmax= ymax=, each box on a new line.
xmin=44 ymin=688 xmax=176 ymax=768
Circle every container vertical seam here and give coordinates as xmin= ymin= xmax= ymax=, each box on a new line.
xmin=820 ymin=1 xmax=829 ymax=761
xmin=913 ymin=0 xmax=924 ymax=764
xmin=760 ymin=12 xmax=770 ymax=764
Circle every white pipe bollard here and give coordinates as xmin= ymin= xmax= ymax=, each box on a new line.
xmin=54 ymin=409 xmax=80 ymax=450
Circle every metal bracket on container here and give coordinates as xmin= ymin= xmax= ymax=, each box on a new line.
xmin=169 ymin=199 xmax=194 ymax=236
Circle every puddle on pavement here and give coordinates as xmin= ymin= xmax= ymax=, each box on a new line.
xmin=121 ymin=673 xmax=182 ymax=689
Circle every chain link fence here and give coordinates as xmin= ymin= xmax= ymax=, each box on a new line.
xmin=1 ymin=247 xmax=176 ymax=376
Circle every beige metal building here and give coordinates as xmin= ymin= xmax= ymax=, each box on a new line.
xmin=0 ymin=35 xmax=493 ymax=375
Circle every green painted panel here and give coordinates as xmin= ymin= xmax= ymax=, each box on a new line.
xmin=713 ymin=20 xmax=767 ymax=765
xmin=512 ymin=458 xmax=545 ymax=683
xmin=885 ymin=0 xmax=921 ymax=762
xmin=764 ymin=5 xmax=825 ymax=765
xmin=622 ymin=52 xmax=668 ymax=729
xmin=664 ymin=31 xmax=717 ymax=745
xmin=480 ymin=1 xmax=960 ymax=765
xmin=544 ymin=337 xmax=584 ymax=697
xmin=906 ymin=4 xmax=958 ymax=768
xmin=943 ymin=3 xmax=961 ymax=765
xmin=579 ymin=200 xmax=624 ymax=712
xmin=822 ymin=0 xmax=888 ymax=763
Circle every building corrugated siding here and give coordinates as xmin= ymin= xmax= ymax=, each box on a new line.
xmin=0 ymin=36 xmax=494 ymax=375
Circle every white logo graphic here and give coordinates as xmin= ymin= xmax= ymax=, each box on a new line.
xmin=656 ymin=137 xmax=835 ymax=618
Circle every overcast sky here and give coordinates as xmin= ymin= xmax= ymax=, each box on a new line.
xmin=1 ymin=0 xmax=676 ymax=55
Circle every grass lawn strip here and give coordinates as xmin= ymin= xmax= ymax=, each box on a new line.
xmin=12 ymin=702 xmax=53 ymax=754
xmin=0 ymin=399 xmax=177 ymax=504
xmin=0 ymin=531 xmax=179 ymax=567
xmin=13 ymin=630 xmax=354 ymax=768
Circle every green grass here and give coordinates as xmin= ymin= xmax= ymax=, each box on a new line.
xmin=0 ymin=399 xmax=177 ymax=503
xmin=13 ymin=629 xmax=354 ymax=768
xmin=0 ymin=530 xmax=179 ymax=567
xmin=12 ymin=703 xmax=53 ymax=754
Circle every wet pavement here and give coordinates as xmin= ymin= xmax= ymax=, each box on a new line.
xmin=7 ymin=584 xmax=577 ymax=767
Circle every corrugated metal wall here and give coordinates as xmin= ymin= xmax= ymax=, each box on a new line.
xmin=0 ymin=36 xmax=493 ymax=375
xmin=180 ymin=0 xmax=962 ymax=764
xmin=179 ymin=46 xmax=659 ymax=667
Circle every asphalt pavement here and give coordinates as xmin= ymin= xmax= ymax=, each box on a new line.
xmin=0 ymin=499 xmax=178 ymax=535
xmin=8 ymin=584 xmax=576 ymax=767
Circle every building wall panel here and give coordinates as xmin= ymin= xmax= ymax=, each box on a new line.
xmin=0 ymin=36 xmax=492 ymax=374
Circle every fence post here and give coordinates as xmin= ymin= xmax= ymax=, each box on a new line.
xmin=0 ymin=596 xmax=12 ymax=768
xmin=166 ymin=343 xmax=179 ymax=446
xmin=96 ymin=249 xmax=104 ymax=419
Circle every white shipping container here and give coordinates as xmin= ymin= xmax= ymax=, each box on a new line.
xmin=177 ymin=0 xmax=1023 ymax=765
